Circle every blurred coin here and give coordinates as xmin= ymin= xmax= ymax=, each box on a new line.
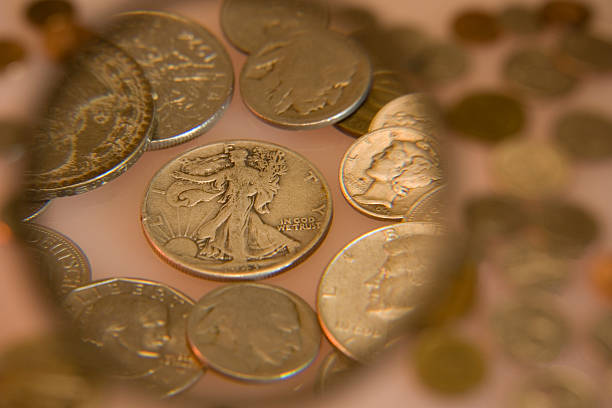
xmin=0 ymin=39 xmax=26 ymax=71
xmin=25 ymin=39 xmax=154 ymax=199
xmin=538 ymin=0 xmax=592 ymax=28
xmin=141 ymin=140 xmax=332 ymax=280
xmin=318 ymin=222 xmax=447 ymax=362
xmin=559 ymin=30 xmax=612 ymax=72
xmin=446 ymin=91 xmax=525 ymax=143
xmin=452 ymin=10 xmax=502 ymax=44
xmin=315 ymin=349 xmax=360 ymax=393
xmin=330 ymin=5 xmax=377 ymax=34
xmin=0 ymin=120 xmax=28 ymax=157
xmin=592 ymin=312 xmax=612 ymax=362
xmin=491 ymin=139 xmax=570 ymax=200
xmin=187 ymin=283 xmax=320 ymax=382
xmin=413 ymin=42 xmax=468 ymax=86
xmin=25 ymin=0 xmax=75 ymax=28
xmin=240 ymin=29 xmax=371 ymax=129
xmin=386 ymin=26 xmax=430 ymax=71
xmin=105 ymin=11 xmax=234 ymax=150
xmin=589 ymin=253 xmax=612 ymax=301
xmin=341 ymin=127 xmax=445 ymax=220
xmin=414 ymin=329 xmax=486 ymax=395
xmin=220 ymin=0 xmax=329 ymax=54
xmin=64 ymin=278 xmax=204 ymax=397
xmin=41 ymin=16 xmax=91 ymax=61
xmin=500 ymin=5 xmax=541 ymax=35
xmin=403 ymin=184 xmax=447 ymax=223
xmin=504 ymin=49 xmax=577 ymax=97
xmin=463 ymin=194 xmax=527 ymax=240
xmin=553 ymin=110 xmax=612 ymax=162
xmin=369 ymin=93 xmax=441 ymax=135
xmin=18 ymin=200 xmax=50 ymax=221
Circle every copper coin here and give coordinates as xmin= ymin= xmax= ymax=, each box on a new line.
xmin=452 ymin=10 xmax=502 ymax=44
xmin=538 ymin=0 xmax=592 ymax=28
xmin=25 ymin=0 xmax=75 ymax=28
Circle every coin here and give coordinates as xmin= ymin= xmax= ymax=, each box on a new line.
xmin=553 ymin=110 xmax=612 ymax=162
xmin=403 ymin=184 xmax=447 ymax=223
xmin=413 ymin=42 xmax=468 ymax=86
xmin=414 ymin=329 xmax=486 ymax=395
xmin=41 ymin=16 xmax=91 ymax=61
xmin=18 ymin=200 xmax=50 ymax=221
xmin=559 ymin=30 xmax=612 ymax=72
xmin=187 ymin=283 xmax=320 ymax=382
xmin=25 ymin=0 xmax=75 ymax=28
xmin=141 ymin=140 xmax=332 ymax=280
xmin=492 ymin=297 xmax=569 ymax=364
xmin=0 ymin=39 xmax=26 ymax=71
xmin=105 ymin=11 xmax=234 ymax=150
xmin=25 ymin=39 xmax=154 ymax=199
xmin=491 ymin=139 xmax=570 ymax=200
xmin=315 ymin=349 xmax=359 ymax=393
xmin=369 ymin=93 xmax=441 ymax=135
xmin=446 ymin=91 xmax=525 ymax=143
xmin=589 ymin=253 xmax=612 ymax=301
xmin=463 ymin=194 xmax=527 ymax=241
xmin=19 ymin=223 xmax=90 ymax=299
xmin=592 ymin=312 xmax=612 ymax=362
xmin=220 ymin=0 xmax=329 ymax=54
xmin=335 ymin=69 xmax=409 ymax=136
xmin=452 ymin=10 xmax=502 ymax=44
xmin=504 ymin=49 xmax=577 ymax=97
xmin=240 ymin=29 xmax=371 ymax=129
xmin=499 ymin=5 xmax=541 ymax=35
xmin=317 ymin=222 xmax=447 ymax=362
xmin=538 ymin=0 xmax=592 ymax=28
xmin=63 ymin=278 xmax=204 ymax=397
xmin=340 ymin=127 xmax=445 ymax=220
xmin=330 ymin=5 xmax=377 ymax=34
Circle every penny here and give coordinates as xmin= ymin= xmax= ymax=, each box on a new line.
xmin=317 ymin=222 xmax=447 ymax=362
xmin=105 ymin=11 xmax=234 ymax=150
xmin=413 ymin=42 xmax=468 ymax=86
xmin=491 ymin=139 xmax=570 ymax=200
xmin=414 ymin=329 xmax=486 ymax=395
xmin=446 ymin=91 xmax=525 ymax=143
xmin=499 ymin=5 xmax=541 ymax=35
xmin=25 ymin=39 xmax=154 ymax=199
xmin=25 ymin=0 xmax=75 ymax=28
xmin=63 ymin=278 xmax=203 ymax=397
xmin=220 ymin=0 xmax=329 ymax=54
xmin=591 ymin=312 xmax=612 ymax=362
xmin=315 ymin=349 xmax=359 ymax=393
xmin=463 ymin=194 xmax=527 ymax=241
xmin=553 ymin=110 xmax=612 ymax=162
xmin=559 ymin=31 xmax=612 ymax=72
xmin=538 ymin=0 xmax=592 ymax=28
xmin=335 ymin=69 xmax=409 ymax=136
xmin=187 ymin=283 xmax=320 ymax=382
xmin=0 ymin=39 xmax=26 ymax=71
xmin=369 ymin=93 xmax=441 ymax=135
xmin=504 ymin=49 xmax=577 ymax=97
xmin=141 ymin=140 xmax=332 ymax=280
xmin=452 ymin=10 xmax=502 ymax=44
xmin=18 ymin=223 xmax=90 ymax=299
xmin=341 ymin=127 xmax=445 ymax=220
xmin=240 ymin=29 xmax=371 ymax=129
xmin=589 ymin=253 xmax=612 ymax=301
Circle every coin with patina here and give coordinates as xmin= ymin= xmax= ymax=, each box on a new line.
xmin=452 ymin=10 xmax=502 ymax=44
xmin=341 ymin=126 xmax=445 ymax=220
xmin=25 ymin=39 xmax=154 ymax=199
xmin=315 ymin=349 xmax=360 ymax=393
xmin=63 ymin=278 xmax=203 ymax=397
xmin=369 ymin=93 xmax=441 ymax=136
xmin=553 ymin=110 xmax=612 ymax=162
xmin=240 ymin=29 xmax=371 ymax=129
xmin=141 ymin=140 xmax=332 ymax=280
xmin=317 ymin=222 xmax=447 ymax=362
xmin=105 ymin=11 xmax=234 ymax=150
xmin=559 ymin=31 xmax=612 ymax=72
xmin=187 ymin=283 xmax=320 ymax=382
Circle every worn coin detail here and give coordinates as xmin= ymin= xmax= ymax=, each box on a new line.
xmin=187 ymin=283 xmax=320 ymax=382
xmin=141 ymin=140 xmax=332 ymax=280
xmin=341 ymin=127 xmax=445 ymax=220
xmin=63 ymin=278 xmax=203 ymax=397
xmin=553 ymin=110 xmax=612 ymax=162
xmin=105 ymin=11 xmax=234 ymax=150
xmin=240 ymin=29 xmax=371 ymax=129
xmin=369 ymin=93 xmax=441 ymax=135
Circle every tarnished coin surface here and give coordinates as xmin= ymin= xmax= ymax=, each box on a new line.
xmin=499 ymin=5 xmax=541 ymax=35
xmin=452 ymin=10 xmax=502 ymax=44
xmin=341 ymin=127 xmax=445 ymax=220
xmin=317 ymin=222 xmax=447 ymax=362
xmin=220 ymin=0 xmax=329 ymax=54
xmin=63 ymin=278 xmax=203 ymax=397
xmin=553 ymin=110 xmax=612 ymax=162
xmin=25 ymin=39 xmax=154 ymax=199
xmin=559 ymin=31 xmax=612 ymax=72
xmin=187 ymin=283 xmax=320 ymax=382
xmin=0 ymin=39 xmax=26 ymax=71
xmin=538 ymin=0 xmax=592 ymax=28
xmin=315 ymin=349 xmax=359 ymax=393
xmin=19 ymin=223 xmax=90 ymax=299
xmin=369 ymin=93 xmax=441 ymax=135
xmin=105 ymin=11 xmax=234 ymax=150
xmin=240 ymin=29 xmax=371 ymax=129
xmin=141 ymin=140 xmax=332 ymax=280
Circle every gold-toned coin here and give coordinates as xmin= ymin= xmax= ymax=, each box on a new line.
xmin=402 ymin=184 xmax=447 ymax=223
xmin=141 ymin=140 xmax=332 ymax=280
xmin=491 ymin=139 xmax=570 ymax=200
xmin=452 ymin=10 xmax=502 ymax=44
xmin=220 ymin=0 xmax=329 ymax=54
xmin=591 ymin=312 xmax=612 ymax=362
xmin=240 ymin=29 xmax=371 ymax=129
xmin=553 ymin=110 xmax=612 ymax=162
xmin=105 ymin=11 xmax=234 ymax=150
xmin=19 ymin=223 xmax=90 ymax=300
xmin=0 ymin=39 xmax=26 ymax=71
xmin=315 ymin=349 xmax=360 ymax=393
xmin=187 ymin=283 xmax=321 ymax=382
xmin=18 ymin=200 xmax=50 ymax=222
xmin=329 ymin=5 xmax=378 ymax=34
xmin=463 ymin=194 xmax=528 ymax=241
xmin=499 ymin=5 xmax=541 ymax=35
xmin=559 ymin=30 xmax=612 ymax=72
xmin=25 ymin=38 xmax=154 ymax=199
xmin=538 ymin=0 xmax=592 ymax=28
xmin=63 ymin=278 xmax=204 ymax=397
xmin=414 ymin=329 xmax=486 ymax=395
xmin=24 ymin=0 xmax=75 ymax=28
xmin=369 ymin=93 xmax=441 ymax=135
xmin=340 ymin=126 xmax=445 ymax=220
xmin=317 ymin=222 xmax=447 ymax=362
xmin=40 ymin=16 xmax=92 ymax=62
xmin=589 ymin=253 xmax=612 ymax=301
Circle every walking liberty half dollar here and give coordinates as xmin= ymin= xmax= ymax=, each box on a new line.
xmin=141 ymin=140 xmax=332 ymax=280
xmin=340 ymin=126 xmax=445 ymax=220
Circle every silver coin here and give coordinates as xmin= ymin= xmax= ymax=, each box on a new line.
xmin=560 ymin=30 xmax=612 ymax=72
xmin=240 ymin=29 xmax=372 ymax=129
xmin=369 ymin=93 xmax=441 ymax=136
xmin=553 ymin=109 xmax=612 ymax=162
xmin=105 ymin=11 xmax=234 ymax=150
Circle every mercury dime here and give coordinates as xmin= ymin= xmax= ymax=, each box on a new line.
xmin=452 ymin=10 xmax=502 ymax=44
xmin=317 ymin=222 xmax=447 ymax=362
xmin=25 ymin=39 xmax=154 ymax=199
xmin=141 ymin=140 xmax=332 ymax=280
xmin=553 ymin=110 xmax=612 ymax=162
xmin=187 ymin=283 xmax=320 ymax=382
xmin=63 ymin=278 xmax=203 ymax=397
xmin=369 ymin=93 xmax=441 ymax=136
xmin=559 ymin=31 xmax=612 ymax=72
xmin=341 ymin=127 xmax=445 ymax=220
xmin=105 ymin=11 xmax=234 ymax=150
xmin=240 ymin=29 xmax=371 ymax=129
xmin=315 ymin=349 xmax=359 ymax=393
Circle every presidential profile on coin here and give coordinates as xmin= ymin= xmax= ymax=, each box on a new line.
xmin=141 ymin=140 xmax=332 ymax=280
xmin=187 ymin=283 xmax=321 ymax=382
